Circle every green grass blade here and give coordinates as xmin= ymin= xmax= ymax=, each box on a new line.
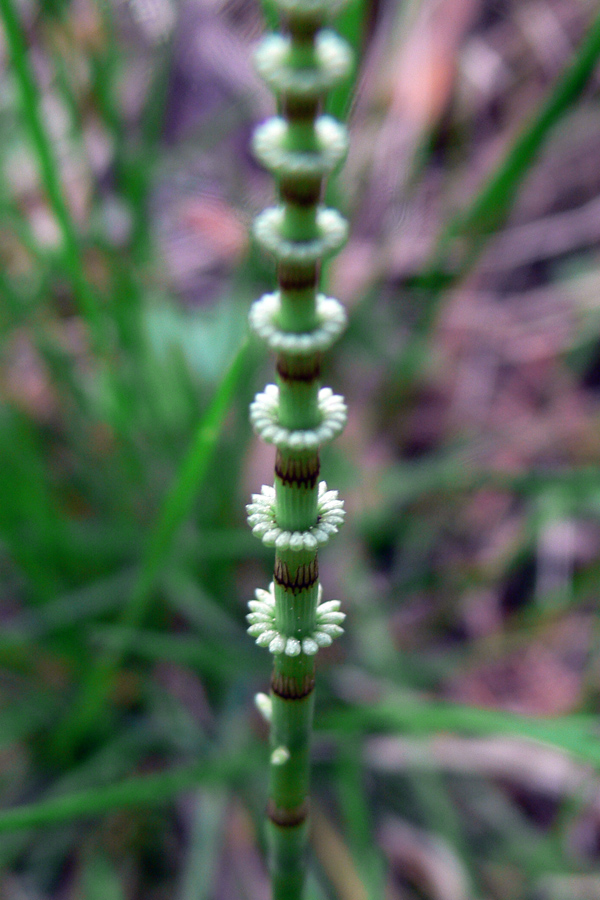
xmin=0 ymin=747 xmax=260 ymax=833
xmin=92 ymin=625 xmax=258 ymax=679
xmin=53 ymin=338 xmax=250 ymax=754
xmin=178 ymin=791 xmax=228 ymax=900
xmin=326 ymin=0 xmax=369 ymax=122
xmin=445 ymin=8 xmax=600 ymax=270
xmin=407 ymin=8 xmax=600 ymax=342
xmin=324 ymin=695 xmax=600 ymax=767
xmin=0 ymin=0 xmax=105 ymax=346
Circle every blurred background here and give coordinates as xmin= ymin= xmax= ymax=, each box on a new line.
xmin=2 ymin=0 xmax=600 ymax=897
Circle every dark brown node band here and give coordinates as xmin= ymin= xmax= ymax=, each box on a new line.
xmin=274 ymin=557 xmax=318 ymax=590
xmin=279 ymin=181 xmax=322 ymax=208
xmin=276 ymin=355 xmax=320 ymax=382
xmin=283 ymin=13 xmax=320 ymax=41
xmin=282 ymin=97 xmax=320 ymax=122
xmin=277 ymin=263 xmax=319 ymax=291
xmin=267 ymin=798 xmax=309 ymax=827
xmin=275 ymin=450 xmax=320 ymax=488
xmin=271 ymin=670 xmax=315 ymax=700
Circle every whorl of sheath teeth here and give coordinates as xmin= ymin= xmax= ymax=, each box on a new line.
xmin=247 ymin=481 xmax=345 ymax=550
xmin=255 ymin=32 xmax=352 ymax=101
xmin=250 ymin=384 xmax=347 ymax=450
xmin=247 ymin=581 xmax=346 ymax=656
xmin=253 ymin=206 xmax=347 ymax=266
xmin=249 ymin=293 xmax=346 ymax=356
xmin=253 ymin=116 xmax=348 ymax=182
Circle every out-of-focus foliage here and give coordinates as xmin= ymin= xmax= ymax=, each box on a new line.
xmin=2 ymin=1 xmax=600 ymax=898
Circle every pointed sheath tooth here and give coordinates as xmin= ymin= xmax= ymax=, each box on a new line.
xmin=246 ymin=610 xmax=273 ymax=625
xmin=302 ymin=638 xmax=319 ymax=655
xmin=247 ymin=612 xmax=273 ymax=624
xmin=271 ymin=746 xmax=290 ymax=766
xmin=319 ymin=426 xmax=335 ymax=442
xmin=248 ymin=600 xmax=273 ymax=613
xmin=254 ymin=692 xmax=272 ymax=722
xmin=248 ymin=505 xmax=269 ymax=517
xmin=256 ymin=630 xmax=278 ymax=646
xmin=252 ymin=523 xmax=270 ymax=537
xmin=314 ymin=631 xmax=333 ymax=647
xmin=247 ymin=605 xmax=272 ymax=618
xmin=318 ymin=612 xmax=346 ymax=625
xmin=269 ymin=634 xmax=286 ymax=654
xmin=289 ymin=531 xmax=305 ymax=551
xmin=318 ymin=523 xmax=336 ymax=535
xmin=317 ymin=600 xmax=341 ymax=613
xmin=285 ymin=638 xmax=302 ymax=657
xmin=319 ymin=624 xmax=344 ymax=637
xmin=303 ymin=533 xmax=318 ymax=551
xmin=275 ymin=531 xmax=291 ymax=550
xmin=317 ymin=585 xmax=323 ymax=602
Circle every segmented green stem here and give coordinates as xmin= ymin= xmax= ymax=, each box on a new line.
xmin=247 ymin=2 xmax=351 ymax=897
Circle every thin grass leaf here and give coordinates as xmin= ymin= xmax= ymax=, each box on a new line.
xmin=401 ymin=8 xmax=600 ymax=369
xmin=92 ymin=625 xmax=258 ymax=679
xmin=0 ymin=0 xmax=106 ymax=346
xmin=80 ymin=853 xmax=126 ymax=900
xmin=178 ymin=791 xmax=228 ymax=900
xmin=0 ymin=692 xmax=60 ymax=750
xmin=0 ymin=747 xmax=260 ymax=833
xmin=53 ymin=338 xmax=250 ymax=754
xmin=436 ymin=8 xmax=600 ymax=278
xmin=326 ymin=0 xmax=369 ymax=123
xmin=324 ymin=694 xmax=600 ymax=768
xmin=334 ymin=748 xmax=386 ymax=900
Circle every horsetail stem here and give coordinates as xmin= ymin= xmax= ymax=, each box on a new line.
xmin=247 ymin=1 xmax=352 ymax=897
